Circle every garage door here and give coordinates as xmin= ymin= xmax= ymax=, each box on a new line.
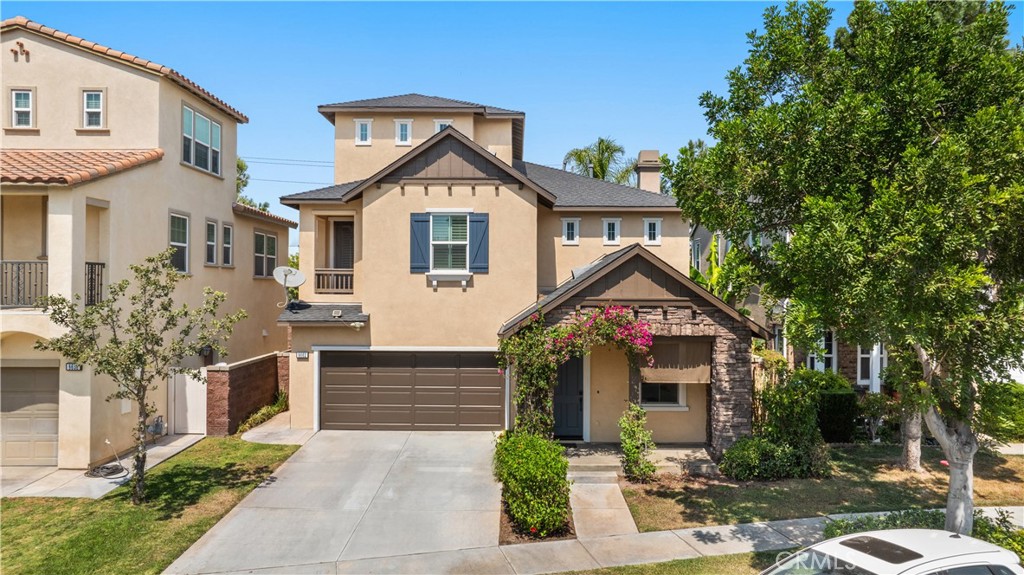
xmin=320 ymin=351 xmax=504 ymax=430
xmin=1 ymin=367 xmax=59 ymax=466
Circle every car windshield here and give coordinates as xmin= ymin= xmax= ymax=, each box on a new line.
xmin=766 ymin=549 xmax=878 ymax=575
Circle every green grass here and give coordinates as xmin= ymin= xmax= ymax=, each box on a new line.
xmin=0 ymin=437 xmax=298 ymax=575
xmin=562 ymin=550 xmax=786 ymax=575
xmin=624 ymin=445 xmax=1024 ymax=531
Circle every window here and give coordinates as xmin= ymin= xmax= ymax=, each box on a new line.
xmin=641 ymin=383 xmax=684 ymax=406
xmin=222 ymin=224 xmax=233 ymax=266
xmin=395 ymin=119 xmax=412 ymax=146
xmin=691 ymin=239 xmax=701 ymax=272
xmin=644 ymin=218 xmax=662 ymax=246
xmin=182 ymin=105 xmax=221 ymax=175
xmin=602 ymin=218 xmax=621 ymax=246
xmin=773 ymin=325 xmax=788 ymax=359
xmin=806 ymin=330 xmax=837 ymax=372
xmin=205 ymin=221 xmax=217 ymax=265
xmin=857 ymin=343 xmax=888 ymax=392
xmin=169 ymin=214 xmax=189 ymax=272
xmin=434 ymin=119 xmax=453 ymax=133
xmin=12 ymin=90 xmax=32 ymax=127
xmin=83 ymin=90 xmax=103 ymax=128
xmin=354 ymin=119 xmax=372 ymax=145
xmin=430 ymin=214 xmax=468 ymax=271
xmin=254 ymin=231 xmax=277 ymax=277
xmin=561 ymin=218 xmax=580 ymax=246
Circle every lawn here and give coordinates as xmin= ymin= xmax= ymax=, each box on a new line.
xmin=0 ymin=437 xmax=297 ymax=575
xmin=563 ymin=550 xmax=786 ymax=575
xmin=623 ymin=445 xmax=1024 ymax=532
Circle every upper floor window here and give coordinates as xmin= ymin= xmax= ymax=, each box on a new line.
xmin=561 ymin=218 xmax=580 ymax=246
xmin=12 ymin=90 xmax=32 ymax=127
xmin=222 ymin=224 xmax=233 ymax=266
xmin=254 ymin=231 xmax=277 ymax=277
xmin=434 ymin=119 xmax=453 ymax=133
xmin=431 ymin=214 xmax=468 ymax=271
xmin=644 ymin=218 xmax=662 ymax=246
xmin=691 ymin=239 xmax=702 ymax=272
xmin=83 ymin=90 xmax=104 ymax=128
xmin=169 ymin=213 xmax=189 ymax=273
xmin=355 ymin=119 xmax=372 ymax=146
xmin=182 ymin=105 xmax=221 ymax=175
xmin=395 ymin=119 xmax=412 ymax=146
xmin=602 ymin=218 xmax=621 ymax=246
xmin=205 ymin=220 xmax=217 ymax=265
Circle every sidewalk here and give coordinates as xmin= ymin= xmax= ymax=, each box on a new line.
xmin=239 ymin=411 xmax=314 ymax=445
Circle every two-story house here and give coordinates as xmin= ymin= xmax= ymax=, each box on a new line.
xmin=279 ymin=94 xmax=767 ymax=456
xmin=0 ymin=17 xmax=295 ymax=468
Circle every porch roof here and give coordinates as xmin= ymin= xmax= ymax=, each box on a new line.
xmin=0 ymin=149 xmax=164 ymax=186
xmin=277 ymin=302 xmax=368 ymax=325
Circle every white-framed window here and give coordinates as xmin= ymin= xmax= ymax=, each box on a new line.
xmin=182 ymin=105 xmax=221 ymax=175
xmin=430 ymin=213 xmax=468 ymax=272
xmin=773 ymin=325 xmax=788 ymax=359
xmin=254 ymin=231 xmax=277 ymax=277
xmin=169 ymin=213 xmax=189 ymax=273
xmin=222 ymin=224 xmax=233 ymax=266
xmin=602 ymin=218 xmax=621 ymax=246
xmin=561 ymin=218 xmax=580 ymax=246
xmin=394 ymin=119 xmax=412 ymax=146
xmin=806 ymin=330 xmax=837 ymax=372
xmin=12 ymin=90 xmax=32 ymax=127
xmin=83 ymin=90 xmax=103 ymax=128
xmin=354 ymin=119 xmax=372 ymax=145
xmin=691 ymin=239 xmax=702 ymax=272
xmin=857 ymin=343 xmax=888 ymax=393
xmin=644 ymin=218 xmax=662 ymax=246
xmin=434 ymin=119 xmax=453 ymax=133
xmin=205 ymin=220 xmax=217 ymax=265
xmin=641 ymin=382 xmax=687 ymax=408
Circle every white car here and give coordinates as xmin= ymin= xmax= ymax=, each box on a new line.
xmin=761 ymin=529 xmax=1024 ymax=575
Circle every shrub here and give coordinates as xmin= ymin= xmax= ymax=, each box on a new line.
xmin=790 ymin=368 xmax=852 ymax=392
xmin=493 ymin=432 xmax=571 ymax=537
xmin=737 ymin=380 xmax=832 ymax=479
xmin=719 ymin=436 xmax=799 ymax=481
xmin=978 ymin=381 xmax=1024 ymax=443
xmin=619 ymin=403 xmax=656 ymax=482
xmin=818 ymin=391 xmax=860 ymax=443
xmin=235 ymin=391 xmax=288 ymax=434
xmin=859 ymin=392 xmax=892 ymax=442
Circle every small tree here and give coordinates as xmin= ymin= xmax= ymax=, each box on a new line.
xmin=37 ymin=250 xmax=246 ymax=504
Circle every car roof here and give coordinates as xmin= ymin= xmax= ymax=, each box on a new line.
xmin=811 ymin=529 xmax=1017 ymax=574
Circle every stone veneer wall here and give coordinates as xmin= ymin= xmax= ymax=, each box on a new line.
xmin=206 ymin=351 xmax=287 ymax=436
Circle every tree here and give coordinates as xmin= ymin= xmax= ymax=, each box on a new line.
xmin=664 ymin=0 xmax=1024 ymax=534
xmin=563 ymin=137 xmax=637 ymax=186
xmin=36 ymin=250 xmax=246 ymax=504
xmin=235 ymin=157 xmax=269 ymax=211
xmin=690 ymin=232 xmax=754 ymax=313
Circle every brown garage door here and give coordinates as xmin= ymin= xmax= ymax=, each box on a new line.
xmin=320 ymin=351 xmax=504 ymax=430
xmin=1 ymin=367 xmax=59 ymax=466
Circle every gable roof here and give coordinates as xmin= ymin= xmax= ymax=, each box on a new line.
xmin=1 ymin=16 xmax=247 ymax=123
xmin=1 ymin=149 xmax=163 ymax=186
xmin=498 ymin=243 xmax=769 ymax=339
xmin=317 ymin=94 xmax=524 ymax=119
xmin=514 ymin=161 xmax=678 ymax=210
xmin=232 ymin=202 xmax=297 ymax=229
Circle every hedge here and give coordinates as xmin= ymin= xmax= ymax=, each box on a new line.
xmin=493 ymin=432 xmax=571 ymax=537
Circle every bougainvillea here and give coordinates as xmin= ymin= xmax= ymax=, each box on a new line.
xmin=497 ymin=306 xmax=654 ymax=436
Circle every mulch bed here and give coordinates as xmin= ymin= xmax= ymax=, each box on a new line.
xmin=498 ymin=501 xmax=577 ymax=545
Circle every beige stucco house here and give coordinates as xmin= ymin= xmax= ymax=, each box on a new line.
xmin=279 ymin=94 xmax=767 ymax=456
xmin=0 ymin=17 xmax=295 ymax=469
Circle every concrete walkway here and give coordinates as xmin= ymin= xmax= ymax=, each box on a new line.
xmin=565 ymin=444 xmax=718 ymax=476
xmin=240 ymin=411 xmax=314 ymax=445
xmin=2 ymin=434 xmax=202 ymax=499
xmin=568 ymin=471 xmax=638 ymax=539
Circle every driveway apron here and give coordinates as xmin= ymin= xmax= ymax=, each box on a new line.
xmin=165 ymin=430 xmax=500 ymax=574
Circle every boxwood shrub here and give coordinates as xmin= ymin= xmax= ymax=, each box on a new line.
xmin=719 ymin=436 xmax=799 ymax=481
xmin=493 ymin=432 xmax=571 ymax=537
xmin=818 ymin=391 xmax=860 ymax=443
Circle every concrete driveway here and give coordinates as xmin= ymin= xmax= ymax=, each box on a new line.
xmin=166 ymin=430 xmax=500 ymax=574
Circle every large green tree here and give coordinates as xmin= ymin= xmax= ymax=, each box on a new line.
xmin=664 ymin=0 xmax=1024 ymax=534
xmin=564 ymin=137 xmax=638 ymax=186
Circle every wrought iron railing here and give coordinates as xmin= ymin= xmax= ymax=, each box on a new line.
xmin=1 ymin=261 xmax=48 ymax=307
xmin=314 ymin=268 xmax=354 ymax=294
xmin=85 ymin=262 xmax=105 ymax=306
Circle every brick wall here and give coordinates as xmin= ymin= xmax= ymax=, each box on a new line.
xmin=206 ymin=352 xmax=285 ymax=436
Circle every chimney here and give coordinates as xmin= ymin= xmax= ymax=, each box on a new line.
xmin=635 ymin=150 xmax=661 ymax=193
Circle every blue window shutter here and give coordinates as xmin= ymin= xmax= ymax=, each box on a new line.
xmin=410 ymin=213 xmax=429 ymax=273
xmin=469 ymin=213 xmax=489 ymax=273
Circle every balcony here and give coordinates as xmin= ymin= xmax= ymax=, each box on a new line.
xmin=314 ymin=268 xmax=354 ymax=294
xmin=1 ymin=261 xmax=105 ymax=308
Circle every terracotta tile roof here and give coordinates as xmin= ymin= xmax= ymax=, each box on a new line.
xmin=1 ymin=16 xmax=247 ymax=123
xmin=1 ymin=149 xmax=164 ymax=185
xmin=232 ymin=202 xmax=298 ymax=228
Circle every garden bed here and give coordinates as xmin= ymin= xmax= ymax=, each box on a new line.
xmin=499 ymin=501 xmax=577 ymax=545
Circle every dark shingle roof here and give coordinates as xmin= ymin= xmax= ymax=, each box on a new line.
xmin=514 ymin=161 xmax=678 ymax=209
xmin=280 ymin=181 xmax=363 ymax=206
xmin=319 ymin=94 xmax=523 ymax=117
xmin=277 ymin=302 xmax=368 ymax=324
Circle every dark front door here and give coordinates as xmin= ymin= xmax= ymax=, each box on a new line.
xmin=553 ymin=357 xmax=583 ymax=438
xmin=332 ymin=221 xmax=354 ymax=269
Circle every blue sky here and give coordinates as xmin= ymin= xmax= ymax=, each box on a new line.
xmin=5 ymin=2 xmax=1022 ymax=250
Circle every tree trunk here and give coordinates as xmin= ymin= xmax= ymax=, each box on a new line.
xmin=131 ymin=391 xmax=148 ymax=505
xmin=924 ymin=406 xmax=978 ymax=535
xmin=901 ymin=410 xmax=924 ymax=472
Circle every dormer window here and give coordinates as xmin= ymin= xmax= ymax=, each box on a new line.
xmin=434 ymin=119 xmax=453 ymax=133
xmin=395 ymin=119 xmax=412 ymax=146
xmin=355 ymin=119 xmax=372 ymax=146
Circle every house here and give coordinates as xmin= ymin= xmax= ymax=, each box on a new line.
xmin=0 ymin=17 xmax=295 ymax=469
xmin=278 ymin=94 xmax=768 ymax=456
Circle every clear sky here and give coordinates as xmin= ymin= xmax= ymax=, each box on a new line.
xmin=4 ymin=2 xmax=1022 ymax=251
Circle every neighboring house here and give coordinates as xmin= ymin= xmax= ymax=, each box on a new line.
xmin=278 ymin=94 xmax=768 ymax=456
xmin=0 ymin=17 xmax=295 ymax=469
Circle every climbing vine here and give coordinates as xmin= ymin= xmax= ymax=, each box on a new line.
xmin=497 ymin=306 xmax=654 ymax=436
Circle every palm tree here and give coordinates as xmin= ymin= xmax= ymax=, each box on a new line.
xmin=563 ymin=137 xmax=637 ymax=186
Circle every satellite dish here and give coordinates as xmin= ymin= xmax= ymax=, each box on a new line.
xmin=273 ymin=267 xmax=306 ymax=287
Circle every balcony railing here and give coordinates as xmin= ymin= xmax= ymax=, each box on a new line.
xmin=85 ymin=262 xmax=105 ymax=306
xmin=314 ymin=268 xmax=354 ymax=294
xmin=1 ymin=261 xmax=48 ymax=307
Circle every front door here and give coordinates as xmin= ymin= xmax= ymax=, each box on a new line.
xmin=553 ymin=357 xmax=583 ymax=439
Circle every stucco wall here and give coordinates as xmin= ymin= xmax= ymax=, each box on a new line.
xmin=1 ymin=195 xmax=46 ymax=259
xmin=286 ymin=325 xmax=370 ymax=430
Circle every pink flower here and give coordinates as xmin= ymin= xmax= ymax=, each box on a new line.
xmin=940 ymin=460 xmax=949 ymax=467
